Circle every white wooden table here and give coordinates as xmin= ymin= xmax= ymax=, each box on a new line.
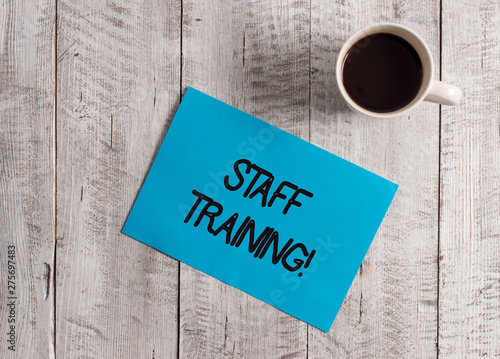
xmin=1 ymin=0 xmax=499 ymax=358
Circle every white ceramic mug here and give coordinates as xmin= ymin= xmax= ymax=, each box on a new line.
xmin=336 ymin=23 xmax=462 ymax=118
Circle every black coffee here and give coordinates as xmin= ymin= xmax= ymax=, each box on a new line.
xmin=342 ymin=33 xmax=423 ymax=113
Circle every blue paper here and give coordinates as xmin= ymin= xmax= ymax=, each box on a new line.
xmin=122 ymin=87 xmax=398 ymax=332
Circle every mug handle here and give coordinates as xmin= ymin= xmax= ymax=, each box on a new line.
xmin=424 ymin=79 xmax=462 ymax=106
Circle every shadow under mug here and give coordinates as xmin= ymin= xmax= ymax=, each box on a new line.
xmin=336 ymin=23 xmax=462 ymax=118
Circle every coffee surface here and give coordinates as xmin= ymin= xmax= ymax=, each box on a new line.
xmin=342 ymin=33 xmax=423 ymax=113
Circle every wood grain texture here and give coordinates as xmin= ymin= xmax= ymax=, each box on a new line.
xmin=439 ymin=0 xmax=500 ymax=357
xmin=0 ymin=0 xmax=55 ymax=358
xmin=308 ymin=0 xmax=440 ymax=358
xmin=179 ymin=0 xmax=310 ymax=358
xmin=3 ymin=0 xmax=500 ymax=357
xmin=56 ymin=0 xmax=181 ymax=357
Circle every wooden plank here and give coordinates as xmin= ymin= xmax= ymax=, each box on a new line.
xmin=439 ymin=0 xmax=500 ymax=356
xmin=308 ymin=1 xmax=440 ymax=357
xmin=179 ymin=0 xmax=310 ymax=357
xmin=55 ymin=0 xmax=181 ymax=357
xmin=0 ymin=0 xmax=55 ymax=358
